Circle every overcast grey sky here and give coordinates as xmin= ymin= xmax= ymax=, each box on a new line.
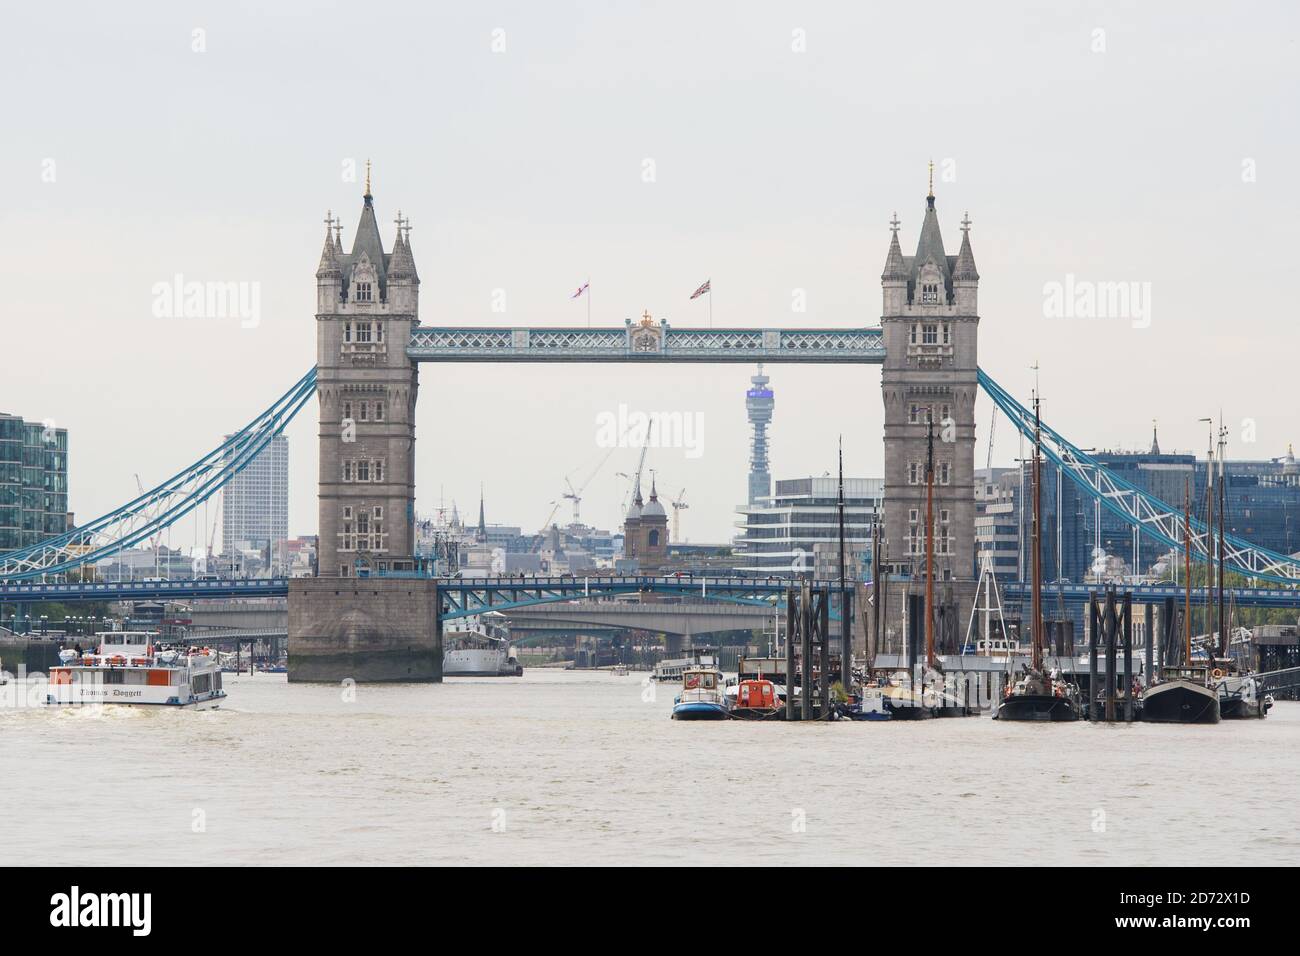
xmin=4 ymin=1 xmax=1298 ymax=547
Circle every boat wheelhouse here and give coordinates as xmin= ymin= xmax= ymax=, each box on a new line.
xmin=671 ymin=664 xmax=729 ymax=720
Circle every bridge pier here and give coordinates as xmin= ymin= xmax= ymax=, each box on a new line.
xmin=287 ymin=578 xmax=442 ymax=682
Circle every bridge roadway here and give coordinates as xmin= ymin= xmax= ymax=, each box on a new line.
xmin=499 ymin=600 xmax=774 ymax=637
xmin=3 ymin=574 xmax=1297 ymax=612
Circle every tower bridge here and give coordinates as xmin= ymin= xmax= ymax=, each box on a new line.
xmin=4 ymin=174 xmax=1300 ymax=681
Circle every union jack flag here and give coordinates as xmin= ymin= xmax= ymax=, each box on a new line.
xmin=689 ymin=279 xmax=710 ymax=300
xmin=571 ymin=281 xmax=589 ymax=299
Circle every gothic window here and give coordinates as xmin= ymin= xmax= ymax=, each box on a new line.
xmin=648 ymin=529 xmax=660 ymax=547
xmin=909 ymin=324 xmax=918 ymax=345
xmin=939 ymin=462 xmax=951 ymax=485
xmin=373 ymin=506 xmax=383 ymax=520
xmin=342 ymin=461 xmax=353 ymax=482
xmin=375 ymin=402 xmax=385 ymax=422
xmin=358 ymin=513 xmax=369 ymax=534
xmin=921 ymin=283 xmax=939 ymax=304
xmin=342 ymin=402 xmax=352 ymax=421
xmin=359 ymin=403 xmax=368 ymax=422
xmin=339 ymin=564 xmax=349 ymax=577
xmin=375 ymin=323 xmax=384 ymax=342
xmin=922 ymin=324 xmax=938 ymax=345
xmin=909 ymin=508 xmax=918 ymax=523
xmin=344 ymin=323 xmax=352 ymax=343
xmin=356 ymin=282 xmax=373 ymax=303
xmin=373 ymin=460 xmax=383 ymax=482
xmin=909 ymin=404 xmax=920 ymax=424
xmin=941 ymin=509 xmax=950 ymax=524
xmin=357 ymin=460 xmax=370 ymax=482
xmin=908 ymin=462 xmax=921 ymax=485
xmin=355 ymin=322 xmax=373 ymax=343
xmin=941 ymin=404 xmax=951 ymax=423
xmin=942 ymin=323 xmax=951 ymax=345
xmin=343 ymin=506 xmax=352 ymax=520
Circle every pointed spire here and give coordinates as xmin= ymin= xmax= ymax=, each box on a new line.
xmin=347 ymin=179 xmax=388 ymax=296
xmin=882 ymin=212 xmax=907 ymax=280
xmin=316 ymin=210 xmax=340 ymax=278
xmin=953 ymin=211 xmax=979 ymax=281
xmin=388 ymin=210 xmax=419 ymax=282
xmin=364 ymin=158 xmax=372 ymax=201
xmin=927 ymin=159 xmax=935 ymax=200
xmin=477 ymin=484 xmax=486 ymax=542
xmin=912 ymin=185 xmax=951 ymax=294
xmin=1151 ymin=420 xmax=1162 ymax=456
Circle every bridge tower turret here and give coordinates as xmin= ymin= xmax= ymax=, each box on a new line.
xmin=315 ymin=171 xmax=420 ymax=577
xmin=879 ymin=178 xmax=980 ymax=650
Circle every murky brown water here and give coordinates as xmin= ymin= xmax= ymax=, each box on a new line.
xmin=2 ymin=670 xmax=1297 ymax=865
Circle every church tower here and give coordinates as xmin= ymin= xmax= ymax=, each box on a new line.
xmin=879 ymin=170 xmax=980 ymax=642
xmin=315 ymin=165 xmax=420 ymax=577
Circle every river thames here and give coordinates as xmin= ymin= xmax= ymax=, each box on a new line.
xmin=3 ymin=670 xmax=1297 ymax=866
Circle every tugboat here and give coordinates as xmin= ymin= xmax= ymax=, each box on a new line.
xmin=995 ymin=391 xmax=1081 ymax=722
xmin=671 ymin=663 xmax=729 ymax=720
xmin=1140 ymin=480 xmax=1220 ymax=724
xmin=47 ymin=631 xmax=225 ymax=709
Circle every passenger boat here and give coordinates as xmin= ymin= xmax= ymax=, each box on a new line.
xmin=46 ymin=632 xmax=225 ymax=709
xmin=442 ymin=614 xmax=523 ymax=677
xmin=671 ymin=664 xmax=729 ymax=720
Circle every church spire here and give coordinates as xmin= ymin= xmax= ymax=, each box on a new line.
xmin=477 ymin=484 xmax=487 ymax=542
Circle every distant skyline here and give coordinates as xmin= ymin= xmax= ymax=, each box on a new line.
xmin=6 ymin=2 xmax=1298 ymax=546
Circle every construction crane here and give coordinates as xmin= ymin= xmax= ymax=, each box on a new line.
xmin=671 ymin=488 xmax=689 ymax=541
xmin=531 ymin=500 xmax=561 ymax=553
xmin=561 ymin=447 xmax=616 ymax=526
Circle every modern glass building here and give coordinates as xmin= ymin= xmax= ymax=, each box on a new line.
xmin=0 ymin=413 xmax=70 ymax=552
xmin=733 ymin=476 xmax=882 ymax=577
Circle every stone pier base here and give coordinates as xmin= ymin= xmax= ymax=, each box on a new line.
xmin=288 ymin=578 xmax=442 ymax=683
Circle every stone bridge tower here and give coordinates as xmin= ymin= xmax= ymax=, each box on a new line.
xmin=315 ymin=170 xmax=419 ymax=577
xmin=879 ymin=178 xmax=980 ymax=650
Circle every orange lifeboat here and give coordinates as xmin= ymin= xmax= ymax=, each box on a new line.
xmin=731 ymin=678 xmax=782 ymax=720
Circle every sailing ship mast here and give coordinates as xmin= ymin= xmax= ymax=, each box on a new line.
xmin=1217 ymin=417 xmax=1227 ymax=657
xmin=1201 ymin=418 xmax=1215 ymax=651
xmin=925 ymin=416 xmax=936 ymax=669
xmin=1183 ymin=478 xmax=1193 ymax=667
xmin=1031 ymin=391 xmax=1044 ymax=673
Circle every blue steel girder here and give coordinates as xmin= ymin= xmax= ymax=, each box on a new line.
xmin=406 ymin=326 xmax=885 ymax=363
xmin=978 ymin=368 xmax=1300 ymax=587
xmin=0 ymin=370 xmax=318 ymax=582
